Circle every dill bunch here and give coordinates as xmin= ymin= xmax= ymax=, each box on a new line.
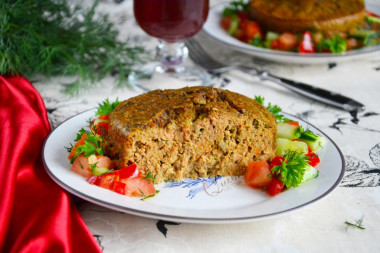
xmin=0 ymin=0 xmax=149 ymax=94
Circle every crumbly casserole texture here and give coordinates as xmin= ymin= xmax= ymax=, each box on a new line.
xmin=104 ymin=86 xmax=276 ymax=183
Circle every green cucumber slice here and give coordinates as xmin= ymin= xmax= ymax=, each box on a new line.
xmin=276 ymin=122 xmax=300 ymax=139
xmin=91 ymin=166 xmax=110 ymax=176
xmin=301 ymin=164 xmax=319 ymax=183
xmin=276 ymin=138 xmax=308 ymax=156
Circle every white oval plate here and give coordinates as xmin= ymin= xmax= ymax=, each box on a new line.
xmin=203 ymin=1 xmax=380 ymax=64
xmin=42 ymin=109 xmax=344 ymax=224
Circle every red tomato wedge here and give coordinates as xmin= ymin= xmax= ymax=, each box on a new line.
xmin=278 ymin=32 xmax=298 ymax=50
xmin=87 ymin=175 xmax=101 ymax=185
xmin=98 ymin=173 xmax=116 ymax=190
xmin=113 ymin=181 xmax=126 ymax=195
xmin=266 ymin=178 xmax=284 ymax=196
xmin=299 ymin=31 xmax=316 ymax=53
xmin=244 ymin=160 xmax=272 ymax=189
xmin=116 ymin=164 xmax=139 ymax=180
xmin=121 ymin=177 xmax=156 ymax=197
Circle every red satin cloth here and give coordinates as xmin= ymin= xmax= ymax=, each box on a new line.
xmin=0 ymin=76 xmax=102 ymax=253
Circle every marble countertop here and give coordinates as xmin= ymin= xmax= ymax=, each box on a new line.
xmin=34 ymin=0 xmax=380 ymax=252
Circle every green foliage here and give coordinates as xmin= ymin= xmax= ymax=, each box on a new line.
xmin=271 ymin=151 xmax=309 ymax=188
xmin=0 ymin=0 xmax=149 ymax=94
xmin=318 ymin=35 xmax=347 ymax=54
xmin=95 ymin=98 xmax=120 ymax=116
xmin=222 ymin=0 xmax=249 ymax=17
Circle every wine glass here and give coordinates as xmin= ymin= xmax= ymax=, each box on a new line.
xmin=129 ymin=0 xmax=210 ymax=91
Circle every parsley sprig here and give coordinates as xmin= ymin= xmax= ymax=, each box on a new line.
xmin=255 ymin=96 xmax=290 ymax=122
xmin=95 ymin=98 xmax=120 ymax=116
xmin=69 ymin=128 xmax=104 ymax=163
xmin=271 ymin=151 xmax=309 ymax=188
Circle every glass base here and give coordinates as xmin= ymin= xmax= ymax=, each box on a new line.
xmin=128 ymin=63 xmax=212 ymax=92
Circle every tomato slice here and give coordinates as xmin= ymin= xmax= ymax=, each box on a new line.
xmin=121 ymin=177 xmax=156 ymax=197
xmin=244 ymin=160 xmax=272 ymax=189
xmin=220 ymin=17 xmax=232 ymax=31
xmin=266 ymin=178 xmax=284 ymax=196
xmin=71 ymin=155 xmax=92 ymax=178
xmin=278 ymin=32 xmax=298 ymax=50
xmin=287 ymin=121 xmax=300 ymax=126
xmin=269 ymin=155 xmax=285 ymax=169
xmin=244 ymin=21 xmax=261 ymax=40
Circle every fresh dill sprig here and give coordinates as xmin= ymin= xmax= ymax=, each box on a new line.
xmin=0 ymin=0 xmax=149 ymax=95
xmin=345 ymin=217 xmax=365 ymax=231
xmin=142 ymin=172 xmax=156 ymax=184
xmin=140 ymin=190 xmax=160 ymax=201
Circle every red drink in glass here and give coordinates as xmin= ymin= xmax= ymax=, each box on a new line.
xmin=134 ymin=0 xmax=209 ymax=43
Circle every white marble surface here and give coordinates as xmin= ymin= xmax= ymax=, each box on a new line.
xmin=34 ymin=0 xmax=380 ymax=252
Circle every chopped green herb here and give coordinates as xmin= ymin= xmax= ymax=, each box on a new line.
xmin=271 ymin=151 xmax=309 ymax=188
xmin=254 ymin=96 xmax=290 ymax=122
xmin=140 ymin=190 xmax=160 ymax=201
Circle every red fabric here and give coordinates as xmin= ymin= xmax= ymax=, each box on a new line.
xmin=0 ymin=76 xmax=102 ymax=253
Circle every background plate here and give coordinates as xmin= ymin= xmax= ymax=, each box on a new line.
xmin=43 ymin=109 xmax=344 ymax=224
xmin=203 ymin=1 xmax=380 ymax=64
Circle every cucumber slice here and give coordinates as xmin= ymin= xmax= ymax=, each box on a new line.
xmin=276 ymin=122 xmax=300 ymax=140
xmin=276 ymin=138 xmax=308 ymax=156
xmin=299 ymin=132 xmax=327 ymax=151
xmin=301 ymin=164 xmax=319 ymax=183
xmin=228 ymin=15 xmax=239 ymax=35
xmin=91 ymin=166 xmax=110 ymax=176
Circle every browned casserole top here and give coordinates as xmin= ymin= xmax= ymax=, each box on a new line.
xmin=250 ymin=0 xmax=365 ymax=22
xmin=110 ymin=86 xmax=275 ymax=136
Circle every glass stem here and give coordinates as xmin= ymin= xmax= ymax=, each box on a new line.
xmin=155 ymin=40 xmax=188 ymax=73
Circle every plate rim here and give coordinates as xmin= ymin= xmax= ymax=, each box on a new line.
xmin=202 ymin=2 xmax=380 ymax=63
xmin=42 ymin=109 xmax=345 ymax=224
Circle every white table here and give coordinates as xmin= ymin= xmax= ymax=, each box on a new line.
xmin=35 ymin=0 xmax=380 ymax=252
